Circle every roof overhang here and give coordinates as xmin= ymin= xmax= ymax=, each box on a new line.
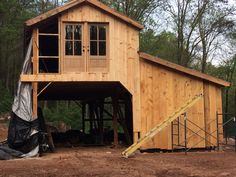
xmin=25 ymin=0 xmax=144 ymax=30
xmin=139 ymin=52 xmax=230 ymax=87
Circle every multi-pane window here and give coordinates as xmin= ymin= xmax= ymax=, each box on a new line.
xmin=65 ymin=24 xmax=82 ymax=56
xmin=90 ymin=24 xmax=107 ymax=57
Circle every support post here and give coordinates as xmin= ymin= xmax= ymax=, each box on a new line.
xmin=32 ymin=82 xmax=38 ymax=120
xmin=177 ymin=117 xmax=180 ymax=146
xmin=184 ymin=113 xmax=187 ymax=155
xmin=112 ymin=96 xmax=119 ymax=147
xmin=216 ymin=111 xmax=220 ymax=151
xmin=89 ymin=103 xmax=94 ymax=134
xmin=32 ymin=28 xmax=38 ymax=120
xmin=99 ymin=99 xmax=104 ymax=144
xmin=171 ymin=121 xmax=174 ymax=151
xmin=82 ymin=103 xmax=86 ymax=133
xmin=117 ymin=104 xmax=132 ymax=145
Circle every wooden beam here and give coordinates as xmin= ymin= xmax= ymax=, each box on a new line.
xmin=32 ymin=29 xmax=39 ymax=120
xmin=32 ymin=29 xmax=39 ymax=74
xmin=82 ymin=103 xmax=86 ymax=133
xmin=139 ymin=52 xmax=230 ymax=87
xmin=117 ymin=103 xmax=132 ymax=145
xmin=32 ymin=82 xmax=38 ymax=119
xmin=112 ymin=96 xmax=119 ymax=147
xmin=20 ymin=73 xmax=113 ymax=82
xmin=98 ymin=99 xmax=104 ymax=144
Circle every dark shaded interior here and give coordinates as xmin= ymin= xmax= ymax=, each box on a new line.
xmin=38 ymin=19 xmax=58 ymax=34
xmin=37 ymin=18 xmax=59 ymax=74
xmin=39 ymin=35 xmax=58 ymax=56
xmin=38 ymin=82 xmax=133 ymax=147
xmin=38 ymin=82 xmax=130 ymax=100
xmin=39 ymin=59 xmax=59 ymax=73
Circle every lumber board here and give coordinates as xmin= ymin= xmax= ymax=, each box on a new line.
xmin=204 ymin=82 xmax=211 ymax=146
xmin=140 ymin=60 xmax=210 ymax=150
xmin=32 ymin=29 xmax=38 ymax=120
xmin=122 ymin=94 xmax=203 ymax=158
xmin=32 ymin=82 xmax=38 ymax=120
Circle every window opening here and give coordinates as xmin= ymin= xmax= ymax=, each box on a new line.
xmin=90 ymin=25 xmax=107 ymax=57
xmin=65 ymin=24 xmax=82 ymax=56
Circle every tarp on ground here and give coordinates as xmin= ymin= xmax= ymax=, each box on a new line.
xmin=0 ymin=38 xmax=40 ymax=160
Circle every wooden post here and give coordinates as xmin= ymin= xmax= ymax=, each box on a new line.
xmin=32 ymin=28 xmax=39 ymax=120
xmin=82 ymin=103 xmax=86 ymax=133
xmin=89 ymin=103 xmax=94 ymax=134
xmin=32 ymin=83 xmax=38 ymax=119
xmin=99 ymin=99 xmax=104 ymax=144
xmin=112 ymin=96 xmax=119 ymax=147
xmin=125 ymin=96 xmax=133 ymax=143
xmin=95 ymin=100 xmax=104 ymax=144
xmin=216 ymin=111 xmax=219 ymax=151
xmin=184 ymin=113 xmax=187 ymax=155
xmin=117 ymin=103 xmax=132 ymax=145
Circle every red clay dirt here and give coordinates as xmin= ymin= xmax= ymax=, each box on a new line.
xmin=0 ymin=147 xmax=235 ymax=177
xmin=0 ymin=123 xmax=236 ymax=177
xmin=0 ymin=123 xmax=8 ymax=142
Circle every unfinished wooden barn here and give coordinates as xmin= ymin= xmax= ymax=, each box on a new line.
xmin=21 ymin=0 xmax=230 ymax=150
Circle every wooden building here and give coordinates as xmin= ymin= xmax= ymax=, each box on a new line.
xmin=21 ymin=0 xmax=230 ymax=150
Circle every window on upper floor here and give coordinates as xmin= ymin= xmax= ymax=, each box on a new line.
xmin=65 ymin=24 xmax=82 ymax=56
xmin=89 ymin=24 xmax=107 ymax=57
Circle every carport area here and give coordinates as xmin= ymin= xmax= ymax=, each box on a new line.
xmin=37 ymin=81 xmax=133 ymax=148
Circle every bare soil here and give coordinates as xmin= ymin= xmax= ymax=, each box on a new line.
xmin=0 ymin=124 xmax=236 ymax=177
xmin=0 ymin=123 xmax=8 ymax=141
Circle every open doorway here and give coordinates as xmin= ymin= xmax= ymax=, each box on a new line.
xmin=38 ymin=82 xmax=133 ymax=149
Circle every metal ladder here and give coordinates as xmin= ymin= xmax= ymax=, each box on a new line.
xmin=122 ymin=94 xmax=203 ymax=158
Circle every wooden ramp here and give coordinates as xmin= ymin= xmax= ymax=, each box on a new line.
xmin=122 ymin=94 xmax=203 ymax=158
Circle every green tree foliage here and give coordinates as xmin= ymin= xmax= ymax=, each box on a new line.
xmin=206 ymin=56 xmax=236 ymax=136
xmin=162 ymin=0 xmax=235 ymax=69
xmin=43 ymin=101 xmax=82 ymax=129
xmin=140 ymin=30 xmax=178 ymax=63
xmin=99 ymin=0 xmax=162 ymax=24
xmin=0 ymin=1 xmax=32 ymax=93
xmin=0 ymin=82 xmax=13 ymax=114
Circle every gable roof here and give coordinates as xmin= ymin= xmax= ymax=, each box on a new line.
xmin=25 ymin=0 xmax=144 ymax=30
xmin=139 ymin=52 xmax=230 ymax=87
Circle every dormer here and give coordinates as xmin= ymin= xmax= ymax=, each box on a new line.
xmin=24 ymin=0 xmax=143 ymax=75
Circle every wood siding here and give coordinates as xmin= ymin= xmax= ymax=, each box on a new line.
xmin=140 ymin=59 xmax=223 ymax=149
xmin=61 ymin=5 xmax=141 ymax=140
xmin=25 ymin=3 xmax=225 ymax=149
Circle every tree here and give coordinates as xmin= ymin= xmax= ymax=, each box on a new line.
xmin=197 ymin=0 xmax=234 ymax=73
xmin=0 ymin=0 xmax=63 ymax=96
xmin=0 ymin=0 xmax=32 ymax=92
xmin=162 ymin=0 xmax=235 ymax=70
xmin=99 ymin=0 xmax=163 ymax=24
xmin=140 ymin=30 xmax=178 ymax=63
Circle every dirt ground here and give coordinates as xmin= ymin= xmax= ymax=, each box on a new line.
xmin=0 ymin=123 xmax=236 ymax=177
xmin=0 ymin=147 xmax=235 ymax=177
xmin=0 ymin=123 xmax=8 ymax=142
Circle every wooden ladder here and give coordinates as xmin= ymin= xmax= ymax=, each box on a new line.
xmin=122 ymin=94 xmax=203 ymax=158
